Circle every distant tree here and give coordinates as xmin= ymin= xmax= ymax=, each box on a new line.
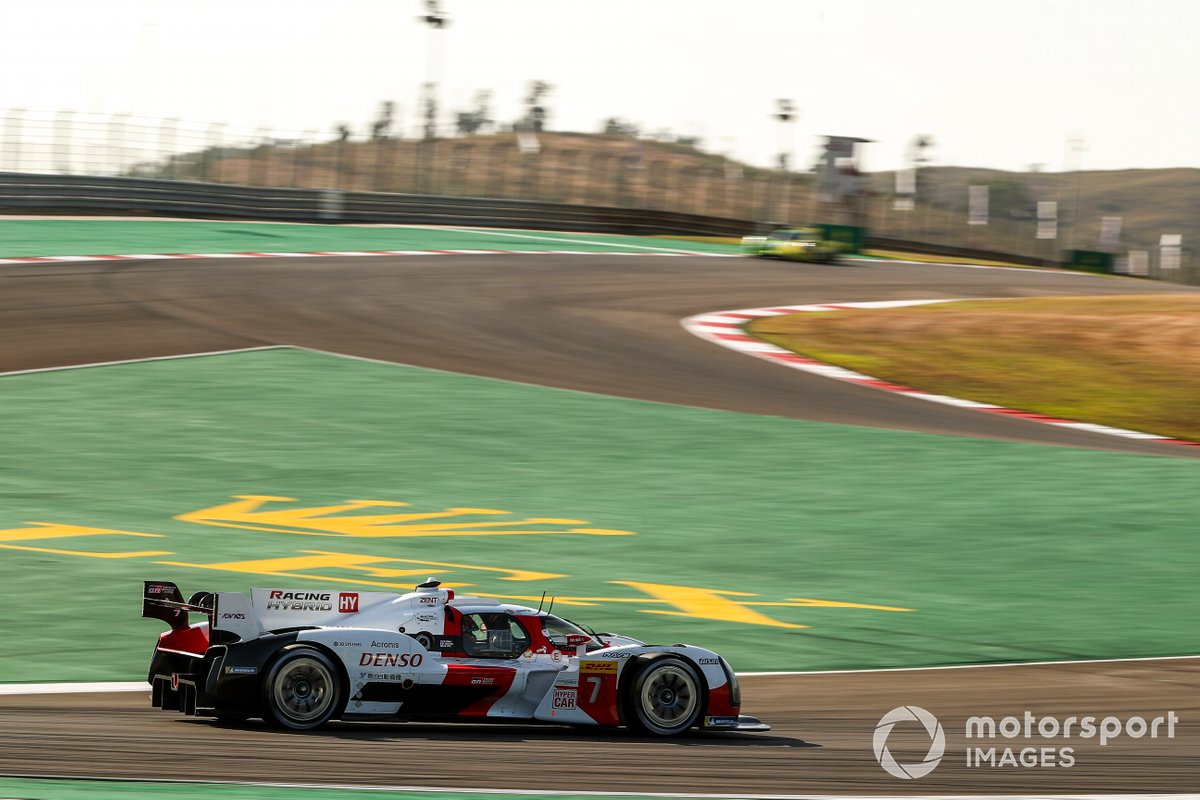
xmin=335 ymin=123 xmax=351 ymax=143
xmin=988 ymin=179 xmax=1035 ymax=220
xmin=371 ymin=102 xmax=395 ymax=140
xmin=523 ymin=80 xmax=552 ymax=132
xmin=455 ymin=90 xmax=493 ymax=136
xmin=677 ymin=134 xmax=702 ymax=148
xmin=602 ymin=117 xmax=640 ymax=137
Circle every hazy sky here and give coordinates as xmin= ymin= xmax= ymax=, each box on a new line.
xmin=8 ymin=0 xmax=1200 ymax=173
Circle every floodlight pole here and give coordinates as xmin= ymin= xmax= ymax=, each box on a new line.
xmin=419 ymin=1 xmax=450 ymax=141
xmin=1065 ymin=135 xmax=1086 ymax=252
xmin=774 ymin=99 xmax=796 ymax=224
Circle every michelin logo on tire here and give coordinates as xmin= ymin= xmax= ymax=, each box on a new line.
xmin=873 ymin=705 xmax=945 ymax=779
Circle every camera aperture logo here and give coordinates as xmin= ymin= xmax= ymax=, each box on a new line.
xmin=873 ymin=706 xmax=1180 ymax=778
xmin=873 ymin=705 xmax=946 ymax=779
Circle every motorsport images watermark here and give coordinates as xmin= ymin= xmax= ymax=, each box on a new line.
xmin=873 ymin=706 xmax=1180 ymax=779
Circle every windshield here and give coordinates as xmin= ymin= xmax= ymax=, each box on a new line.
xmin=541 ymin=613 xmax=590 ymax=639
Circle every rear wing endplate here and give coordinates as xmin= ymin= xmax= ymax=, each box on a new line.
xmin=142 ymin=580 xmax=212 ymax=631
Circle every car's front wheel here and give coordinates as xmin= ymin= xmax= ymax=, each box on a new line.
xmin=627 ymin=657 xmax=703 ymax=736
xmin=263 ymin=646 xmax=342 ymax=730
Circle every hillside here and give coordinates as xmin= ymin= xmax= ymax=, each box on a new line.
xmin=149 ymin=131 xmax=1196 ymax=260
xmin=867 ymin=166 xmax=1200 ymax=259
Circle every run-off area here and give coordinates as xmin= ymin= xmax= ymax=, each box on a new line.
xmin=1 ymin=347 xmax=1197 ymax=682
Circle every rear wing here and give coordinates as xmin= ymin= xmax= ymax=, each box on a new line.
xmin=142 ymin=580 xmax=263 ymax=641
xmin=141 ymin=580 xmax=212 ymax=631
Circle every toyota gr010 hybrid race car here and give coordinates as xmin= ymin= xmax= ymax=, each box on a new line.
xmin=141 ymin=578 xmax=768 ymax=736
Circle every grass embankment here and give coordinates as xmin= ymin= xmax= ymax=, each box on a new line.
xmin=748 ymin=295 xmax=1200 ymax=441
xmin=864 ymin=248 xmax=1040 ymax=268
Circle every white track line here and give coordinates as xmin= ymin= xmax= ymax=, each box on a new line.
xmin=441 ymin=227 xmax=739 ymax=255
xmin=0 ymin=776 xmax=1193 ymax=800
xmin=7 ymin=655 xmax=1196 ymax=696
xmin=739 ymin=653 xmax=1200 ymax=676
xmin=681 ymin=299 xmax=1200 ymax=450
xmin=0 ymin=245 xmax=739 ymax=267
xmin=0 ymin=682 xmax=147 ymax=695
xmin=0 ymin=346 xmax=288 ymax=377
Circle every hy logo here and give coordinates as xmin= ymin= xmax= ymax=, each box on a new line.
xmin=873 ymin=705 xmax=945 ymax=780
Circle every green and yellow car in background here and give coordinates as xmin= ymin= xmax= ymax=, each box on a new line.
xmin=740 ymin=227 xmax=847 ymax=263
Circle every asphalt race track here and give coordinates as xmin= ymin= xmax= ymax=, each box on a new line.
xmin=3 ymin=254 xmax=1199 ymax=456
xmin=1 ymin=253 xmax=1197 ymax=794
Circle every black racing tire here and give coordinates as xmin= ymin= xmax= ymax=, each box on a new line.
xmin=412 ymin=632 xmax=435 ymax=651
xmin=625 ymin=656 xmax=703 ymax=737
xmin=262 ymin=646 xmax=343 ymax=730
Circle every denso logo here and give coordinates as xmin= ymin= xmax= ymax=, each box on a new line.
xmin=338 ymin=592 xmax=359 ymax=613
xmin=359 ymin=652 xmax=424 ymax=668
xmin=269 ymin=591 xmax=331 ymax=601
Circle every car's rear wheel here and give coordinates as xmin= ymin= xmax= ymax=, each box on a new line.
xmin=263 ymin=646 xmax=342 ymax=730
xmin=627 ymin=657 xmax=702 ymax=736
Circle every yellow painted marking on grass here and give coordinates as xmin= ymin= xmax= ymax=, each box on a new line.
xmin=157 ymin=549 xmax=562 ymax=585
xmin=158 ymin=562 xmax=473 ymax=591
xmin=746 ymin=598 xmax=913 ymax=612
xmin=0 ymin=543 xmax=172 ymax=558
xmin=611 ymin=581 xmax=809 ymax=629
xmin=0 ymin=522 xmax=170 ymax=558
xmin=0 ymin=522 xmax=165 ymax=542
xmin=1 ymin=511 xmax=907 ymax=630
xmin=177 ymin=495 xmax=635 ymax=538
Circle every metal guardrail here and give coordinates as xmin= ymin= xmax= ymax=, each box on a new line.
xmin=0 ymin=172 xmax=770 ymax=238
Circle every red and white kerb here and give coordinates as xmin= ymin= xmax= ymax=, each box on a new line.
xmin=682 ymin=299 xmax=1200 ymax=449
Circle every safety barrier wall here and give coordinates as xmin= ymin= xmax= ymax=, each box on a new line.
xmin=0 ymin=172 xmax=770 ymax=238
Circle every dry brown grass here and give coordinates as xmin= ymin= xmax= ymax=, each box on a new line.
xmin=748 ymin=295 xmax=1200 ymax=441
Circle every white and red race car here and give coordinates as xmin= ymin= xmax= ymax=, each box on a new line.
xmin=142 ymin=578 xmax=768 ymax=736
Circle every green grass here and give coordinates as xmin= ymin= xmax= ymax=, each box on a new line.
xmin=1 ymin=348 xmax=1197 ymax=682
xmin=0 ymin=219 xmax=742 ymax=258
xmin=0 ymin=778 xmax=695 ymax=800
